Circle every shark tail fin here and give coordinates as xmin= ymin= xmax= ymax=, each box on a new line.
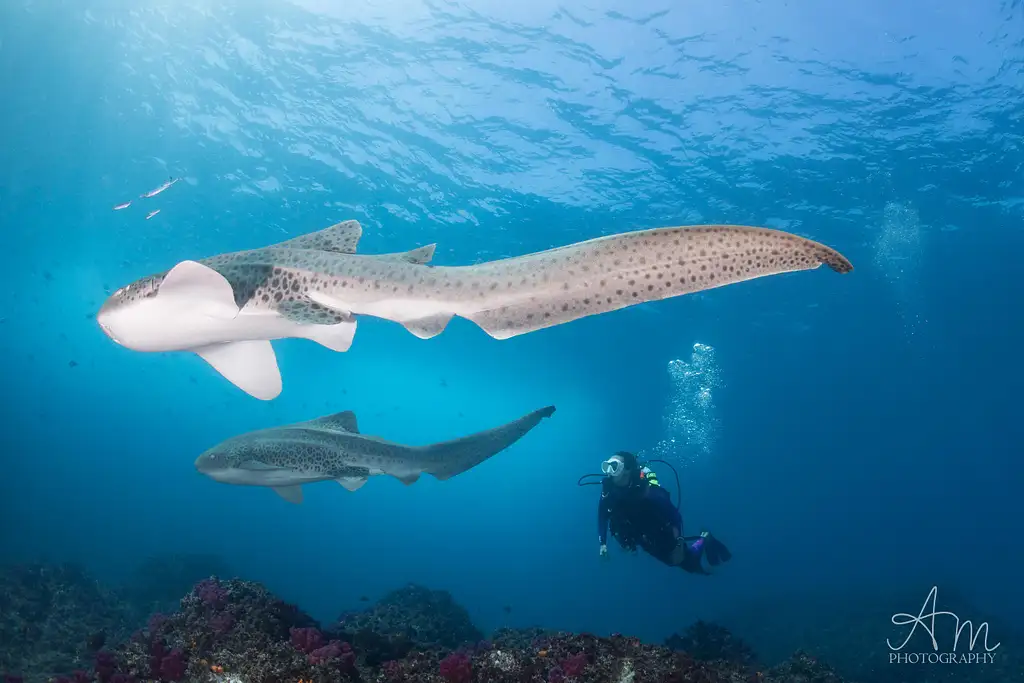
xmin=414 ymin=406 xmax=555 ymax=481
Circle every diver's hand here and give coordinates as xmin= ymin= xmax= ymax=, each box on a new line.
xmin=599 ymin=544 xmax=608 ymax=560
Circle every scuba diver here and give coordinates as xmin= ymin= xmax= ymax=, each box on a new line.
xmin=578 ymin=451 xmax=732 ymax=574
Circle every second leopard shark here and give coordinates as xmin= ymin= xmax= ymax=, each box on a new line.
xmin=97 ymin=220 xmax=853 ymax=399
xmin=194 ymin=404 xmax=556 ymax=504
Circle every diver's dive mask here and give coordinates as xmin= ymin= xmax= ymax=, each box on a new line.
xmin=601 ymin=455 xmax=626 ymax=478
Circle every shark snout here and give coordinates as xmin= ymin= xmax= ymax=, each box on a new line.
xmin=96 ymin=317 xmax=120 ymax=345
xmin=194 ymin=451 xmax=217 ymax=474
xmin=96 ymin=301 xmax=126 ymax=346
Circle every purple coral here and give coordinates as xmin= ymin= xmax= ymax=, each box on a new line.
xmin=3 ymin=676 xmax=24 ymax=683
xmin=194 ymin=578 xmax=228 ymax=606
xmin=562 ymin=652 xmax=587 ymax=677
xmin=146 ymin=613 xmax=168 ymax=634
xmin=289 ymin=626 xmax=324 ymax=653
xmin=547 ymin=666 xmax=565 ymax=683
xmin=210 ymin=611 xmax=235 ymax=635
xmin=158 ymin=649 xmax=186 ymax=682
xmin=308 ymin=641 xmax=356 ymax=672
xmin=438 ymin=652 xmax=472 ymax=683
xmin=94 ymin=651 xmax=118 ymax=683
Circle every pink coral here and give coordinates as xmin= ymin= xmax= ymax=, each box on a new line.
xmin=562 ymin=652 xmax=587 ymax=677
xmin=289 ymin=626 xmax=324 ymax=653
xmin=307 ymin=640 xmax=356 ymax=672
xmin=438 ymin=652 xmax=471 ymax=683
xmin=194 ymin=578 xmax=228 ymax=606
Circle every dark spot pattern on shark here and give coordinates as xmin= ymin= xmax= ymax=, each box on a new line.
xmin=194 ymin=405 xmax=557 ymax=502
xmin=97 ymin=219 xmax=852 ymax=400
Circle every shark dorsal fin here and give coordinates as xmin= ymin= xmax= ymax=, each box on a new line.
xmin=271 ymin=220 xmax=363 ymax=253
xmin=310 ymin=410 xmax=359 ymax=433
xmin=372 ymin=244 xmax=436 ymax=265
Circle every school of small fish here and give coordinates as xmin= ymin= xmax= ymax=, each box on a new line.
xmin=112 ymin=177 xmax=180 ymax=218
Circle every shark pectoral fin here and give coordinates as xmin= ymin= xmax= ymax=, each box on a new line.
xmin=401 ymin=313 xmax=453 ymax=339
xmin=336 ymin=476 xmax=367 ymax=491
xmin=302 ymin=320 xmax=357 ymax=353
xmin=272 ymin=485 xmax=303 ymax=503
xmin=395 ymin=472 xmax=421 ymax=485
xmin=373 ymin=244 xmax=437 ymax=265
xmin=158 ymin=260 xmax=239 ymax=319
xmin=193 ymin=340 xmax=282 ymax=400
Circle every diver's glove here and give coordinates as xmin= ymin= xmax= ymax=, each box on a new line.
xmin=599 ymin=543 xmax=609 ymax=560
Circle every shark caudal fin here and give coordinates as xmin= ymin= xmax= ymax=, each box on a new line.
xmin=413 ymin=405 xmax=556 ymax=481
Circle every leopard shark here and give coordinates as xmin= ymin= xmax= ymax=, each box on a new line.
xmin=97 ymin=219 xmax=852 ymax=399
xmin=194 ymin=404 xmax=556 ymax=503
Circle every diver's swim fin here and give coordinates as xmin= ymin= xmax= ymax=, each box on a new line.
xmin=703 ymin=531 xmax=732 ymax=566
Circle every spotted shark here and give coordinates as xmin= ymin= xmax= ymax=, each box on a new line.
xmin=97 ymin=219 xmax=852 ymax=400
xmin=193 ymin=404 xmax=556 ymax=503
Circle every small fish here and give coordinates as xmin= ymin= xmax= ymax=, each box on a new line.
xmin=145 ymin=210 xmax=161 ymax=220
xmin=140 ymin=177 xmax=180 ymax=198
xmin=113 ymin=201 xmax=132 ymax=211
xmin=359 ymin=595 xmax=369 ymax=602
xmin=69 ymin=360 xmax=78 ymax=368
xmin=503 ymin=605 xmax=512 ymax=614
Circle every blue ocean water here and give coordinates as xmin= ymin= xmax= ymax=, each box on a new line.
xmin=1 ymin=0 xmax=1022 ymax=665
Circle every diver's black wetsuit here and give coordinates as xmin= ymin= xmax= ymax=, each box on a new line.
xmin=598 ymin=474 xmax=683 ymax=566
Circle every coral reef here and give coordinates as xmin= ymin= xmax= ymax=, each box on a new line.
xmin=664 ymin=619 xmax=756 ymax=666
xmin=1 ymin=570 xmax=863 ymax=683
xmin=111 ymin=577 xmax=338 ymax=683
xmin=0 ymin=564 xmax=136 ymax=680
xmin=334 ymin=583 xmax=483 ymax=650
